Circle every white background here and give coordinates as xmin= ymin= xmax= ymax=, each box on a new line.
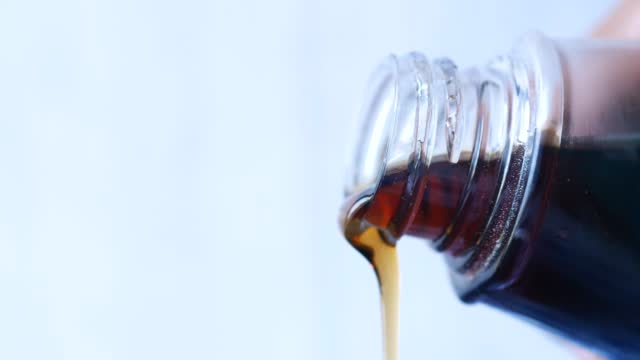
xmin=0 ymin=0 xmax=614 ymax=359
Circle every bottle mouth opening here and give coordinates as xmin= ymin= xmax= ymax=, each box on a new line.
xmin=344 ymin=52 xmax=436 ymax=198
xmin=344 ymin=55 xmax=400 ymax=198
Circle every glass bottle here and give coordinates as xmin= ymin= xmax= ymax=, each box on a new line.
xmin=343 ymin=33 xmax=640 ymax=359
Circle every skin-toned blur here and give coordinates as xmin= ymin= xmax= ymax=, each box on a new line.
xmin=595 ymin=0 xmax=640 ymax=38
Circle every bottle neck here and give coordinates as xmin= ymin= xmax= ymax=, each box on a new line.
xmin=402 ymin=56 xmax=532 ymax=255
xmin=345 ymin=34 xmax=564 ymax=295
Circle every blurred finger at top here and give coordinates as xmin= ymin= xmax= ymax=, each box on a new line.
xmin=594 ymin=0 xmax=640 ymax=38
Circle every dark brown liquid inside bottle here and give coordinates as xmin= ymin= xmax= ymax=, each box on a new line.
xmin=484 ymin=139 xmax=640 ymax=359
xmin=343 ymin=138 xmax=640 ymax=359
